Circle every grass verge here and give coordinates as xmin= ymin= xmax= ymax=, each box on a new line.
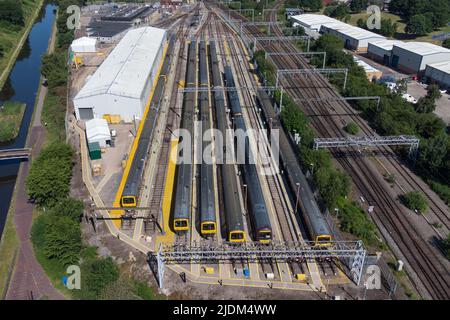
xmin=0 ymin=0 xmax=45 ymax=90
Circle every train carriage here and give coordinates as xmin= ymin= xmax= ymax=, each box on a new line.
xmin=255 ymin=89 xmax=332 ymax=246
xmin=172 ymin=41 xmax=196 ymax=232
xmin=198 ymin=41 xmax=217 ymax=236
xmin=209 ymin=43 xmax=245 ymax=243
xmin=121 ymin=37 xmax=175 ymax=207
xmin=224 ymin=66 xmax=272 ymax=244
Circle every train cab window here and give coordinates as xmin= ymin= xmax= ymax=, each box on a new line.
xmin=175 ymin=220 xmax=188 ymax=228
xmin=230 ymin=232 xmax=244 ymax=240
xmin=202 ymin=223 xmax=215 ymax=231
xmin=122 ymin=197 xmax=136 ymax=205
xmin=259 ymin=231 xmax=272 ymax=240
xmin=317 ymin=235 xmax=331 ymax=244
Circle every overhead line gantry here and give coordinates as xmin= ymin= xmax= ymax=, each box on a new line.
xmin=275 ymin=68 xmax=349 ymax=90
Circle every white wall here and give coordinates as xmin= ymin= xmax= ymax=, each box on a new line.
xmin=74 ymin=93 xmax=141 ymax=122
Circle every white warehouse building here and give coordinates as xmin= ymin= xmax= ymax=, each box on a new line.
xmin=320 ymin=23 xmax=386 ymax=52
xmin=425 ymin=62 xmax=450 ymax=89
xmin=367 ymin=39 xmax=404 ymax=65
xmin=74 ymin=26 xmax=167 ymax=122
xmin=290 ymin=14 xmax=342 ymax=32
xmin=391 ymin=42 xmax=450 ymax=74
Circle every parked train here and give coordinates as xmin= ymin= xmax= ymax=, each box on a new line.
xmin=121 ymin=38 xmax=174 ymax=207
xmin=209 ymin=43 xmax=245 ymax=243
xmin=172 ymin=41 xmax=196 ymax=232
xmin=255 ymin=89 xmax=332 ymax=246
xmin=198 ymin=41 xmax=217 ymax=236
xmin=224 ymin=66 xmax=272 ymax=244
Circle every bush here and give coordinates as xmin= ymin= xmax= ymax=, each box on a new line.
xmin=344 ymin=122 xmax=359 ymax=135
xmin=31 ymin=212 xmax=81 ymax=267
xmin=26 ymin=143 xmax=74 ymax=207
xmin=430 ymin=181 xmax=450 ymax=206
xmin=337 ymin=198 xmax=379 ymax=246
xmin=76 ymin=257 xmax=120 ymax=300
xmin=401 ymin=191 xmax=428 ymax=214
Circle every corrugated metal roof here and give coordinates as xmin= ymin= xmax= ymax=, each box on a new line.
xmin=394 ymin=42 xmax=450 ymax=56
xmin=368 ymin=39 xmax=404 ymax=51
xmin=86 ymin=118 xmax=110 ymax=140
xmin=291 ymin=14 xmax=342 ymax=29
xmin=426 ymin=61 xmax=450 ymax=74
xmin=75 ymin=26 xmax=166 ymax=100
xmin=329 ymin=24 xmax=386 ymax=41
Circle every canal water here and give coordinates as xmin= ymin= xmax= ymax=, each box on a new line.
xmin=0 ymin=4 xmax=56 ymax=238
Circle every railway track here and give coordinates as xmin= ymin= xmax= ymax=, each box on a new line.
xmin=216 ymin=1 xmax=450 ymax=299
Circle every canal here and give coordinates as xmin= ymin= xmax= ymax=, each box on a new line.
xmin=0 ymin=4 xmax=56 ymax=238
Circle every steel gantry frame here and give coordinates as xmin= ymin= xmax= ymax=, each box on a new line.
xmin=266 ymin=51 xmax=327 ymax=69
xmin=313 ymin=135 xmax=420 ymax=158
xmin=219 ymin=1 xmax=241 ymax=9
xmin=276 ymin=68 xmax=348 ymax=90
xmin=153 ymin=240 xmax=367 ymax=289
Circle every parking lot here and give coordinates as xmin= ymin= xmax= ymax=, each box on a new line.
xmin=407 ymin=81 xmax=450 ymax=124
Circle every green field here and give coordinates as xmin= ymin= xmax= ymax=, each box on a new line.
xmin=0 ymin=102 xmax=26 ymax=142
xmin=0 ymin=0 xmax=44 ymax=90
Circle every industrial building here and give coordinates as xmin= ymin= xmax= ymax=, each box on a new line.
xmin=70 ymin=37 xmax=97 ymax=53
xmin=85 ymin=118 xmax=111 ymax=148
xmin=290 ymin=14 xmax=342 ymax=32
xmin=367 ymin=39 xmax=404 ymax=65
xmin=353 ymin=57 xmax=383 ymax=81
xmin=321 ymin=23 xmax=386 ymax=52
xmin=290 ymin=14 xmax=386 ymax=52
xmin=425 ymin=62 xmax=450 ymax=89
xmin=74 ymin=26 xmax=167 ymax=122
xmin=391 ymin=42 xmax=450 ymax=74
xmin=86 ymin=21 xmax=132 ymax=43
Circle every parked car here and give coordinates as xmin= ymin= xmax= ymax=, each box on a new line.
xmin=402 ymin=93 xmax=417 ymax=104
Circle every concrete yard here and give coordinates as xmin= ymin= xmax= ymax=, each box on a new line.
xmin=407 ymin=81 xmax=450 ymax=124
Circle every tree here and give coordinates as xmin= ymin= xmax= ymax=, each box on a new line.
xmin=357 ymin=18 xmax=366 ymax=29
xmin=0 ymin=44 xmax=4 ymax=58
xmin=41 ymin=53 xmax=68 ymax=88
xmin=315 ymin=168 xmax=350 ymax=208
xmin=417 ymin=133 xmax=449 ymax=174
xmin=0 ymin=0 xmax=24 ymax=26
xmin=401 ymin=191 xmax=428 ymax=214
xmin=42 ymin=214 xmax=82 ymax=266
xmin=26 ymin=143 xmax=73 ymax=207
xmin=49 ymin=198 xmax=84 ymax=221
xmin=350 ymin=0 xmax=368 ymax=13
xmin=80 ymin=257 xmax=119 ymax=299
xmin=298 ymin=0 xmax=322 ymax=12
xmin=443 ymin=39 xmax=450 ymax=49
xmin=405 ymin=14 xmax=433 ymax=35
xmin=379 ymin=19 xmax=398 ymax=37
xmin=415 ymin=97 xmax=436 ymax=113
xmin=426 ymin=84 xmax=442 ymax=101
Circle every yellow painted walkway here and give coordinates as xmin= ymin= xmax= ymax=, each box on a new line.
xmin=154 ymin=139 xmax=178 ymax=249
xmin=111 ymin=42 xmax=169 ymax=228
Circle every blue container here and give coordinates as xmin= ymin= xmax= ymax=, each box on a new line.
xmin=243 ymin=268 xmax=250 ymax=278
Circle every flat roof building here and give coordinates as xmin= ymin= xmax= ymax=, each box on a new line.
xmin=391 ymin=42 xmax=450 ymax=74
xmin=70 ymin=36 xmax=97 ymax=53
xmin=74 ymin=26 xmax=167 ymax=122
xmin=290 ymin=14 xmax=342 ymax=32
xmin=86 ymin=21 xmax=132 ymax=43
xmin=321 ymin=23 xmax=386 ymax=52
xmin=367 ymin=39 xmax=404 ymax=64
xmin=425 ymin=62 xmax=450 ymax=89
